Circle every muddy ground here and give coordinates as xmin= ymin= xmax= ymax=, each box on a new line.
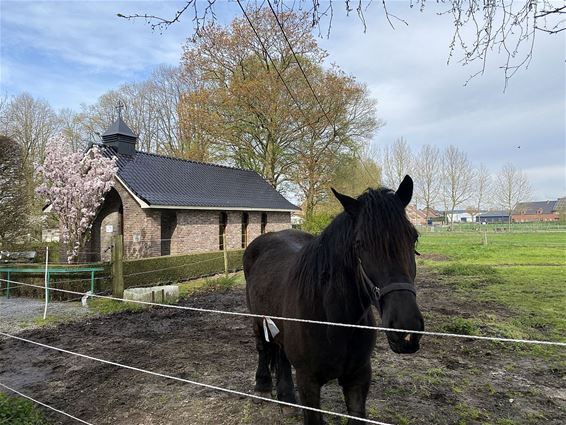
xmin=0 ymin=270 xmax=564 ymax=425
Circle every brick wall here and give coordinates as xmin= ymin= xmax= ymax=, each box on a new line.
xmin=512 ymin=213 xmax=559 ymax=223
xmin=87 ymin=179 xmax=293 ymax=260
xmin=114 ymin=181 xmax=161 ymax=259
xmin=266 ymin=212 xmax=292 ymax=233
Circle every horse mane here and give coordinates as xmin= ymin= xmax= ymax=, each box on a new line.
xmin=293 ymin=187 xmax=418 ymax=302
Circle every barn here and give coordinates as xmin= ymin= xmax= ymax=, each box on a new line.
xmin=82 ymin=114 xmax=299 ymax=262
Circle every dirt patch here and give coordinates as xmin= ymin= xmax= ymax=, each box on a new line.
xmin=0 ymin=271 xmax=564 ymax=425
xmin=419 ymin=253 xmax=450 ymax=262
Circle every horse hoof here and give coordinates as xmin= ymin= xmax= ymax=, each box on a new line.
xmin=281 ymin=406 xmax=298 ymax=417
xmin=252 ymin=390 xmax=272 ymax=404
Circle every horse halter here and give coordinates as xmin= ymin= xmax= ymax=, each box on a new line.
xmin=357 ymin=258 xmax=416 ymax=307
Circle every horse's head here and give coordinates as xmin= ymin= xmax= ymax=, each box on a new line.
xmin=331 ymin=175 xmax=424 ymax=354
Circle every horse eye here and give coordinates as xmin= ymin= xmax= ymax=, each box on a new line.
xmin=415 ymin=250 xmax=421 ymax=256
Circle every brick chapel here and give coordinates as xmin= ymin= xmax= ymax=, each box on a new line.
xmin=86 ymin=114 xmax=298 ymax=261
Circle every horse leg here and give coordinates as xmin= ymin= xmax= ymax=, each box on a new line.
xmin=253 ymin=323 xmax=273 ymax=396
xmin=296 ymin=369 xmax=325 ymax=425
xmin=338 ymin=362 xmax=371 ymax=425
xmin=275 ymin=348 xmax=297 ymax=416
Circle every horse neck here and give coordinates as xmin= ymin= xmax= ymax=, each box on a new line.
xmin=313 ymin=218 xmax=373 ymax=317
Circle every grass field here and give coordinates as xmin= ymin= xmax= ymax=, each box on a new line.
xmin=417 ymin=231 xmax=566 ymax=361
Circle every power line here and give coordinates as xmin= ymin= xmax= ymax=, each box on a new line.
xmin=266 ymin=0 xmax=334 ymax=128
xmin=235 ymin=0 xmax=310 ymax=125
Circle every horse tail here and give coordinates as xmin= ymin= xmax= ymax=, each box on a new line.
xmin=268 ymin=342 xmax=280 ymax=375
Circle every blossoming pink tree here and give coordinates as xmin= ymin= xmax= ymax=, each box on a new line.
xmin=37 ymin=135 xmax=117 ymax=262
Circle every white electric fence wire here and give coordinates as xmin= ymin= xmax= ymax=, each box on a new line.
xmin=1 ymin=278 xmax=565 ymax=347
xmin=0 ymin=381 xmax=93 ymax=425
xmin=0 ymin=332 xmax=394 ymax=425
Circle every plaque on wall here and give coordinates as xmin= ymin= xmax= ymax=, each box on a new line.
xmin=105 ymin=225 xmax=113 ymax=233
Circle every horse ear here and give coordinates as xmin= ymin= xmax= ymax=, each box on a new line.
xmin=331 ymin=187 xmax=359 ymax=217
xmin=396 ymin=175 xmax=413 ymax=208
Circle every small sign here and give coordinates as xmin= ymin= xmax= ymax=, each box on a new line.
xmin=133 ymin=234 xmax=141 ymax=243
xmin=105 ymin=225 xmax=113 ymax=233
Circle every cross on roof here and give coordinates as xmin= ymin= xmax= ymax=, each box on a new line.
xmin=115 ymin=100 xmax=126 ymax=119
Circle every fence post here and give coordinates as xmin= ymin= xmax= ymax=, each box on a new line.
xmin=112 ymin=235 xmax=124 ymax=298
xmin=482 ymin=230 xmax=488 ymax=246
xmin=223 ymin=233 xmax=229 ymax=277
xmin=43 ymin=246 xmax=49 ymax=320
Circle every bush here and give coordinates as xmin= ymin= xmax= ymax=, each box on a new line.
xmin=0 ymin=392 xmax=49 ymax=425
xmin=302 ymin=211 xmax=335 ymax=235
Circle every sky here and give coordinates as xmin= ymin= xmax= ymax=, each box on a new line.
xmin=1 ymin=0 xmax=564 ymax=201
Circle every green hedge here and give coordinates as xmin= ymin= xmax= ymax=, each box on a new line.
xmin=122 ymin=249 xmax=244 ymax=288
xmin=0 ymin=250 xmax=244 ymax=299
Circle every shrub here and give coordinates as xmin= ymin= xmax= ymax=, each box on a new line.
xmin=302 ymin=211 xmax=335 ymax=235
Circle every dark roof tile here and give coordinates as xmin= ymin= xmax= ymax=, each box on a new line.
xmin=105 ymin=148 xmax=298 ymax=211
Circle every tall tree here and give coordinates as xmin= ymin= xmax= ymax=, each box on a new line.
xmin=381 ymin=138 xmax=413 ymax=190
xmin=179 ymin=8 xmax=378 ymax=194
xmin=0 ymin=93 xmax=61 ymax=211
xmin=414 ymin=144 xmax=441 ymax=220
xmin=493 ymin=162 xmax=531 ymax=231
xmin=442 ymin=145 xmax=475 ymax=229
xmin=0 ymin=136 xmax=28 ymax=245
xmin=473 ymin=163 xmax=491 ymax=221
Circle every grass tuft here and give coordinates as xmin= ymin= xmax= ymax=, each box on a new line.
xmin=443 ymin=317 xmax=480 ymax=336
xmin=0 ymin=392 xmax=49 ymax=425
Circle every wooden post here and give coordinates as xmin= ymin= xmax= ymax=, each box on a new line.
xmin=482 ymin=230 xmax=488 ymax=246
xmin=111 ymin=235 xmax=124 ymax=298
xmin=223 ymin=233 xmax=229 ymax=277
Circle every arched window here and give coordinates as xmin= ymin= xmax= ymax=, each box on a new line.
xmin=261 ymin=213 xmax=268 ymax=234
xmin=219 ymin=212 xmax=228 ymax=250
xmin=241 ymin=212 xmax=249 ymax=248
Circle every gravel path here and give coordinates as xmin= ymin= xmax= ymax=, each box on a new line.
xmin=0 ymin=296 xmax=93 ymax=333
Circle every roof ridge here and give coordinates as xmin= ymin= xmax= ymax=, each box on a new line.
xmin=133 ymin=150 xmax=256 ymax=173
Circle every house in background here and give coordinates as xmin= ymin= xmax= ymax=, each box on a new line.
xmin=406 ymin=205 xmax=427 ymax=225
xmin=442 ymin=209 xmax=475 ymax=224
xmin=80 ymin=114 xmax=298 ymax=261
xmin=476 ymin=211 xmax=510 ymax=224
xmin=512 ymin=199 xmax=563 ymax=223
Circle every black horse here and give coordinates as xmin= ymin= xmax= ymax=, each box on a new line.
xmin=244 ymin=175 xmax=424 ymax=425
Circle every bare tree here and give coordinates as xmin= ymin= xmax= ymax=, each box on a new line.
xmin=472 ymin=163 xmax=491 ymax=222
xmin=414 ymin=144 xmax=441 ymax=221
xmin=0 ymin=93 xmax=60 ymax=165
xmin=442 ymin=145 xmax=475 ymax=229
xmin=0 ymin=93 xmax=61 ymax=211
xmin=119 ymin=1 xmax=565 ymax=85
xmin=59 ymin=108 xmax=89 ymax=153
xmin=493 ymin=162 xmax=531 ymax=231
xmin=381 ymin=138 xmax=413 ymax=189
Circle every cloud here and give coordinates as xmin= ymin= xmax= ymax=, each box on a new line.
xmin=1 ymin=1 xmax=563 ymax=200
xmin=318 ymin=3 xmax=565 ymax=200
